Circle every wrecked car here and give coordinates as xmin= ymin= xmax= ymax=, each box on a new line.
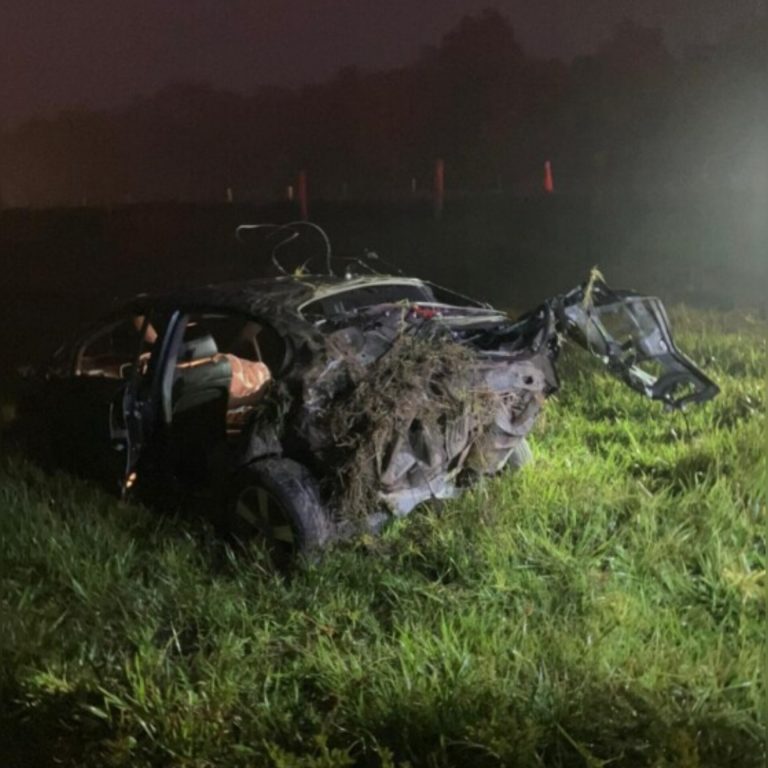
xmin=13 ymin=223 xmax=718 ymax=562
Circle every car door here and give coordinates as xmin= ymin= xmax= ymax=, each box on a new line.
xmin=140 ymin=309 xmax=285 ymax=490
xmin=42 ymin=312 xmax=159 ymax=490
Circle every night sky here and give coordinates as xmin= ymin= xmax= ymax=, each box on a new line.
xmin=1 ymin=0 xmax=764 ymax=124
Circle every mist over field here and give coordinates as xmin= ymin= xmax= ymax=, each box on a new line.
xmin=0 ymin=190 xmax=766 ymax=375
xmin=2 ymin=10 xmax=766 ymax=372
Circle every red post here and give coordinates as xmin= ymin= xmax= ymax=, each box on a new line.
xmin=434 ymin=158 xmax=445 ymax=219
xmin=298 ymin=169 xmax=308 ymax=220
xmin=543 ymin=160 xmax=554 ymax=194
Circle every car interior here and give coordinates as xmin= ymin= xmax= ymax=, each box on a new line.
xmin=171 ymin=313 xmax=285 ymax=435
xmin=76 ymin=317 xmax=152 ymax=379
xmin=74 ymin=311 xmax=286 ymax=482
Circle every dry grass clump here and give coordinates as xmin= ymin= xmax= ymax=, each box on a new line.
xmin=325 ymin=332 xmax=494 ymax=520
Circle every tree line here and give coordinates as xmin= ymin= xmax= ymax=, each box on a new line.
xmin=0 ymin=9 xmax=765 ymax=208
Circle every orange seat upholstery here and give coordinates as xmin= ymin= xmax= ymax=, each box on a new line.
xmin=224 ymin=355 xmax=271 ymax=407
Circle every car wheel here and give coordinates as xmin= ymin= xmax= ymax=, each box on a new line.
xmin=228 ymin=458 xmax=332 ymax=565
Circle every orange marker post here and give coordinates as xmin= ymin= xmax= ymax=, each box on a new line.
xmin=544 ymin=160 xmax=554 ymax=194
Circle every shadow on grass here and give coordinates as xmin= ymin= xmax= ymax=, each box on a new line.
xmin=3 ymin=674 xmax=765 ymax=768
xmin=0 ymin=684 xmax=114 ymax=768
xmin=354 ymin=685 xmax=766 ymax=768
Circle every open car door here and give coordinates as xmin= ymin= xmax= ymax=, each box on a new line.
xmin=556 ymin=276 xmax=719 ymax=409
xmin=113 ymin=311 xmax=179 ymax=498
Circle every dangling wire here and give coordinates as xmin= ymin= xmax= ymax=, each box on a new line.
xmin=236 ymin=223 xmax=289 ymax=274
xmin=288 ymin=221 xmax=333 ymax=276
xmin=235 ymin=223 xmax=275 ymax=243
xmin=269 ymin=231 xmax=300 ymax=274
xmin=363 ymin=249 xmax=404 ymax=276
xmin=235 ymin=221 xmax=333 ymax=276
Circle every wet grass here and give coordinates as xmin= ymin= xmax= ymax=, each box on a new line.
xmin=0 ymin=308 xmax=765 ymax=767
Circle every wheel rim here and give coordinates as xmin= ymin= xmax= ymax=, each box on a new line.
xmin=233 ymin=485 xmax=297 ymax=559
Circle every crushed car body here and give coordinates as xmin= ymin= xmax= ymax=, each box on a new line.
xmin=13 ymin=223 xmax=719 ymax=560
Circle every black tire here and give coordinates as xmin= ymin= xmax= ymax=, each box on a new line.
xmin=228 ymin=458 xmax=332 ymax=565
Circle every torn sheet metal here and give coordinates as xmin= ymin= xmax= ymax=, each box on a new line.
xmin=271 ymin=275 xmax=716 ymax=522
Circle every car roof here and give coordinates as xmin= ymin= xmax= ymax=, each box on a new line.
xmin=124 ymin=273 xmax=431 ymax=319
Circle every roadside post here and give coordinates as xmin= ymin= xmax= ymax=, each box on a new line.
xmin=434 ymin=158 xmax=445 ymax=219
xmin=544 ymin=160 xmax=554 ymax=194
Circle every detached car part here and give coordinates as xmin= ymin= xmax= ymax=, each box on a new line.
xmin=557 ymin=279 xmax=718 ymax=408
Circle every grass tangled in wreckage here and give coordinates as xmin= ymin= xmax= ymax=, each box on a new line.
xmin=328 ymin=333 xmax=495 ymax=521
xmin=0 ymin=308 xmax=765 ymax=767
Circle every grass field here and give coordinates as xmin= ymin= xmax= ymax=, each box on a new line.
xmin=1 ymin=308 xmax=765 ymax=767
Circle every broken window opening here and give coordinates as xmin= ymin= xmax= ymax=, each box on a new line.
xmin=76 ymin=316 xmax=155 ymax=380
